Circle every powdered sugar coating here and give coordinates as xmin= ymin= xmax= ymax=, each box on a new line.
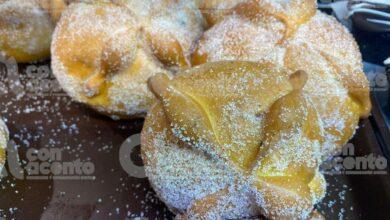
xmin=51 ymin=1 xmax=207 ymax=118
xmin=194 ymin=11 xmax=370 ymax=156
xmin=141 ymin=3 xmax=371 ymax=217
xmin=51 ymin=2 xmax=169 ymax=118
xmin=0 ymin=0 xmax=54 ymax=62
xmin=142 ymin=62 xmax=332 ymax=219
xmin=120 ymin=0 xmax=205 ymax=67
xmin=142 ymin=103 xmax=262 ymax=219
xmin=194 ymin=13 xmax=286 ymax=65
xmin=197 ymin=0 xmax=247 ymax=26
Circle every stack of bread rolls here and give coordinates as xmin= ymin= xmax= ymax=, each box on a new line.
xmin=0 ymin=0 xmax=372 ymax=219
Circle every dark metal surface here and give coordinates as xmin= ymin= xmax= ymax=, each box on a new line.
xmin=0 ymin=62 xmax=173 ymax=219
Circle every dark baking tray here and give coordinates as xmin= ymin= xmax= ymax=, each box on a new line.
xmin=0 ymin=58 xmax=389 ymax=219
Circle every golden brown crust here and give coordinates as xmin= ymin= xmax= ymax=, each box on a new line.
xmin=233 ymin=0 xmax=317 ymax=43
xmin=51 ymin=0 xmax=205 ymax=118
xmin=197 ymin=0 xmax=246 ymax=27
xmin=192 ymin=10 xmax=371 ymax=155
xmin=121 ymin=0 xmax=205 ymax=68
xmin=0 ymin=0 xmax=54 ymax=62
xmin=38 ymin=0 xmax=69 ymax=22
xmin=51 ymin=2 xmax=170 ymax=118
xmin=197 ymin=0 xmax=317 ymax=37
xmin=142 ymin=61 xmax=328 ymax=219
xmin=146 ymin=32 xmax=188 ymax=68
xmin=0 ymin=0 xmax=77 ymax=63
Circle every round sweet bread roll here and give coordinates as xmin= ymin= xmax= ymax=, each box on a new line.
xmin=192 ymin=1 xmax=371 ymax=156
xmin=142 ymin=61 xmax=328 ymax=219
xmin=0 ymin=0 xmax=54 ymax=62
xmin=0 ymin=118 xmax=8 ymax=174
xmin=51 ymin=2 xmax=169 ymax=118
xmin=119 ymin=0 xmax=205 ymax=68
